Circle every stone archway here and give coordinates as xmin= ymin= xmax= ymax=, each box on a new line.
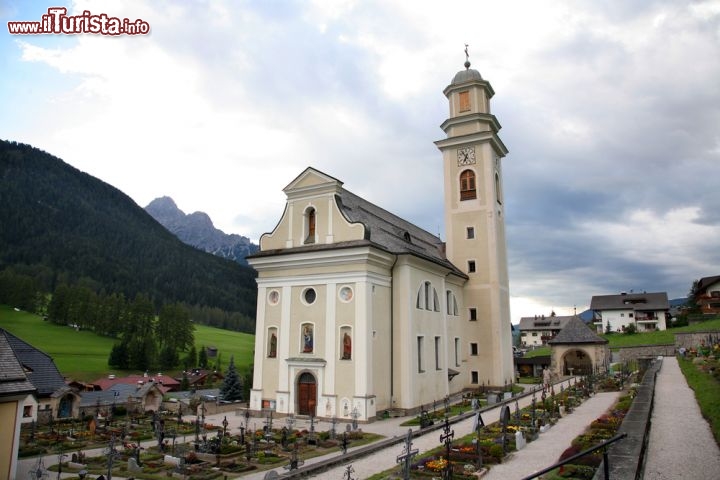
xmin=297 ymin=372 xmax=317 ymax=416
xmin=561 ymin=349 xmax=593 ymax=375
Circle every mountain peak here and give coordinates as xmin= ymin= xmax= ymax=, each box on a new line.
xmin=145 ymin=197 xmax=258 ymax=264
xmin=146 ymin=196 xmax=185 ymax=224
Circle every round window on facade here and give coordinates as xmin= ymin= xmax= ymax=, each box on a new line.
xmin=303 ymin=288 xmax=317 ymax=305
xmin=268 ymin=290 xmax=280 ymax=305
xmin=339 ymin=286 xmax=354 ymax=302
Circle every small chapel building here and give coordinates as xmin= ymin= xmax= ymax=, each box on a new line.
xmin=248 ymin=59 xmax=514 ymax=421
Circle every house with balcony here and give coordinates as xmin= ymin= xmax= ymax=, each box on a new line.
xmin=590 ymin=291 xmax=669 ymax=333
xmin=693 ymin=275 xmax=720 ymax=316
xmin=518 ymin=313 xmax=574 ymax=347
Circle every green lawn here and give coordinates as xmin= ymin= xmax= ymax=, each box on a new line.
xmin=678 ymin=356 xmax=720 ymax=446
xmin=601 ymin=318 xmax=720 ymax=348
xmin=521 ymin=319 xmax=720 ymax=358
xmin=0 ymin=304 xmax=255 ymax=382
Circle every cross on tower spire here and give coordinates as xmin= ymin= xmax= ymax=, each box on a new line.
xmin=464 ymin=43 xmax=471 ymax=69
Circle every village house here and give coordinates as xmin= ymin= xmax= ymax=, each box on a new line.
xmin=590 ymin=291 xmax=669 ymax=333
xmin=0 ymin=328 xmax=79 ymax=424
xmin=518 ymin=312 xmax=573 ymax=347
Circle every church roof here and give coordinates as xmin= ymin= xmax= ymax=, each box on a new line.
xmin=547 ymin=316 xmax=608 ymax=345
xmin=451 ymin=67 xmax=483 ymax=85
xmin=336 ymin=188 xmax=464 ymax=275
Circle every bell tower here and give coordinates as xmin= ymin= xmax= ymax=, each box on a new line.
xmin=434 ymin=51 xmax=514 ymax=387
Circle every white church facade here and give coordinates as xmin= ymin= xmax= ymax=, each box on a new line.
xmin=248 ymin=60 xmax=514 ymax=422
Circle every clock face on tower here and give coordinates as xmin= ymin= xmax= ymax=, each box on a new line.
xmin=457 ymin=146 xmax=476 ymax=166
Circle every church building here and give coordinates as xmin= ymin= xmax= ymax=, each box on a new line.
xmin=248 ymin=59 xmax=514 ymax=422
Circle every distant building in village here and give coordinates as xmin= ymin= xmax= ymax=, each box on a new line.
xmin=693 ymin=275 xmax=720 ymax=316
xmin=518 ymin=312 xmax=573 ymax=347
xmin=590 ymin=292 xmax=669 ymax=333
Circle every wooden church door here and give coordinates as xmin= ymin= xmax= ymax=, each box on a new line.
xmin=297 ymin=372 xmax=317 ymax=415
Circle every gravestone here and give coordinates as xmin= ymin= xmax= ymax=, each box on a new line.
xmin=127 ymin=457 xmax=142 ymax=473
xmin=515 ymin=430 xmax=526 ymax=450
xmin=503 ymin=391 xmax=512 ymax=400
xmin=163 ymin=455 xmax=181 ymax=468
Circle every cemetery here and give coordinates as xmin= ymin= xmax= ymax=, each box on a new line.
xmin=21 ymin=406 xmax=383 ymax=480
xmin=18 ymin=346 xmax=718 ymax=480
xmin=368 ymin=366 xmax=639 ymax=480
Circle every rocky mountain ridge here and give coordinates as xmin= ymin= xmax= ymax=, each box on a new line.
xmin=145 ymin=197 xmax=258 ymax=264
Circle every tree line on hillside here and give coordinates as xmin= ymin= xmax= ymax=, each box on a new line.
xmin=0 ymin=268 xmax=255 ymax=333
xmin=0 ymin=140 xmax=258 ymax=331
xmin=46 ymin=284 xmax=194 ymax=371
xmin=0 ymin=269 xmax=255 ymax=373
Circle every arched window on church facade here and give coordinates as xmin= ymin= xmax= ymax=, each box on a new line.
xmin=460 ymin=169 xmax=477 ymax=200
xmin=417 ymin=281 xmax=439 ymax=311
xmin=305 ymin=207 xmax=316 ymax=244
xmin=446 ymin=291 xmax=458 ymax=316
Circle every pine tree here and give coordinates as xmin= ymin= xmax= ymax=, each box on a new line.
xmin=219 ymin=356 xmax=243 ymax=402
xmin=199 ymin=345 xmax=208 ymax=368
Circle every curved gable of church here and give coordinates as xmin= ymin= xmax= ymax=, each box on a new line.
xmin=259 ymin=167 xmax=366 ymax=251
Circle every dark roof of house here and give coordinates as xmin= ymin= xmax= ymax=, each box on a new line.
xmin=697 ymin=275 xmax=720 ymax=293
xmin=1 ymin=328 xmax=66 ymax=396
xmin=518 ymin=315 xmax=573 ymax=331
xmin=79 ymin=382 xmax=164 ymax=407
xmin=0 ymin=334 xmax=36 ymax=397
xmin=252 ymin=168 xmax=465 ymax=278
xmin=589 ymin=292 xmax=669 ymax=311
xmin=548 ymin=316 xmax=608 ymax=345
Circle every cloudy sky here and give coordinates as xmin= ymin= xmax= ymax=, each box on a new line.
xmin=2 ymin=0 xmax=719 ymax=322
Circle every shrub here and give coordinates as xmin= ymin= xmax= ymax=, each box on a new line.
xmin=489 ymin=444 xmax=504 ymax=461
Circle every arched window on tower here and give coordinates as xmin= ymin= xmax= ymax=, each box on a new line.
xmin=460 ymin=170 xmax=477 ymax=200
xmin=305 ymin=207 xmax=316 ymax=244
xmin=495 ymin=172 xmax=502 ymax=204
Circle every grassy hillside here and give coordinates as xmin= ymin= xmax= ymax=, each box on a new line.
xmin=0 ymin=304 xmax=254 ymax=382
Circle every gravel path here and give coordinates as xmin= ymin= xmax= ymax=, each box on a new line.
xmin=643 ymin=356 xmax=720 ymax=480
xmin=312 ymin=384 xmax=619 ymax=479
xmin=482 ymin=391 xmax=620 ymax=480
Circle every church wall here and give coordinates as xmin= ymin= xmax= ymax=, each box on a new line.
xmin=333 ymin=282 xmax=355 ymax=405
xmin=371 ymin=283 xmax=392 ymax=412
xmin=392 ymin=256 xmax=456 ymax=409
